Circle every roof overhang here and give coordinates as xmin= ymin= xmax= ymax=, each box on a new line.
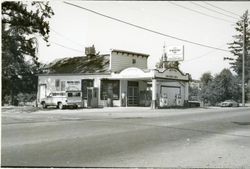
xmin=109 ymin=67 xmax=190 ymax=81
xmin=37 ymin=72 xmax=111 ymax=76
xmin=110 ymin=67 xmax=154 ymax=80
xmin=37 ymin=67 xmax=190 ymax=82
xmin=154 ymin=68 xmax=190 ymax=81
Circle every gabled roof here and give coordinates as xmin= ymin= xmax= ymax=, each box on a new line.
xmin=43 ymin=54 xmax=110 ymax=74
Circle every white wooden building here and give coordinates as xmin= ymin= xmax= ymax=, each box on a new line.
xmin=37 ymin=49 xmax=190 ymax=108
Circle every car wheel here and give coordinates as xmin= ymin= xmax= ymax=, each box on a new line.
xmin=74 ymin=105 xmax=78 ymax=109
xmin=42 ymin=102 xmax=47 ymax=109
xmin=58 ymin=103 xmax=64 ymax=109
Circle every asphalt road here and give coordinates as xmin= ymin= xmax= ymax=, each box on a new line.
xmin=1 ymin=107 xmax=250 ymax=168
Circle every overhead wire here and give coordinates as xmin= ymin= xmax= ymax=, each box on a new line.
xmin=50 ymin=41 xmax=84 ymax=53
xmin=202 ymin=1 xmax=241 ymax=18
xmin=168 ymin=1 xmax=234 ymax=24
xmin=51 ymin=28 xmax=84 ymax=47
xmin=185 ymin=44 xmax=227 ymax=63
xmin=190 ymin=1 xmax=238 ymax=20
xmin=63 ymin=1 xmax=230 ymax=53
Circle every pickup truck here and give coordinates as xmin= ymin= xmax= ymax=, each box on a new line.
xmin=40 ymin=91 xmax=82 ymax=109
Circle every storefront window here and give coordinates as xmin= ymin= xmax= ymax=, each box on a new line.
xmin=68 ymin=92 xmax=81 ymax=97
xmin=101 ymin=80 xmax=120 ymax=100
xmin=55 ymin=79 xmax=60 ymax=91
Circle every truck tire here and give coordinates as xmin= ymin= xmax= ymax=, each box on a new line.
xmin=42 ymin=102 xmax=47 ymax=109
xmin=58 ymin=102 xmax=64 ymax=109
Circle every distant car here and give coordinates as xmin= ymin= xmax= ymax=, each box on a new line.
xmin=220 ymin=100 xmax=239 ymax=107
xmin=188 ymin=101 xmax=200 ymax=107
xmin=40 ymin=91 xmax=82 ymax=109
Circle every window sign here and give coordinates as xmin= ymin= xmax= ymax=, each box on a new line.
xmin=66 ymin=80 xmax=81 ymax=91
xmin=67 ymin=81 xmax=80 ymax=85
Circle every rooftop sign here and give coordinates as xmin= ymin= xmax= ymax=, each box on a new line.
xmin=166 ymin=45 xmax=184 ymax=61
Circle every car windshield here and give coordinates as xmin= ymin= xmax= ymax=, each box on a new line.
xmin=224 ymin=100 xmax=234 ymax=102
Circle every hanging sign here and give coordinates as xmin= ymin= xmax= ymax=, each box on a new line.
xmin=166 ymin=45 xmax=184 ymax=61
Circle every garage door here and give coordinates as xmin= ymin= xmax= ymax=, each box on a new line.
xmin=161 ymin=86 xmax=180 ymax=106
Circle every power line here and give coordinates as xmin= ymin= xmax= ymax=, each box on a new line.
xmin=185 ymin=44 xmax=227 ymax=62
xmin=63 ymin=1 xmax=229 ymax=52
xmin=51 ymin=28 xmax=84 ymax=47
xmin=168 ymin=1 xmax=234 ymax=24
xmin=190 ymin=1 xmax=238 ymax=20
xmin=185 ymin=50 xmax=217 ymax=62
xmin=202 ymin=2 xmax=241 ymax=18
xmin=50 ymin=41 xmax=84 ymax=53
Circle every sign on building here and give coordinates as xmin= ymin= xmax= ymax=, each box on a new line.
xmin=166 ymin=45 xmax=184 ymax=61
xmin=66 ymin=80 xmax=81 ymax=91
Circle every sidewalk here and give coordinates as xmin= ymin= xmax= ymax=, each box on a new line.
xmin=2 ymin=105 xmax=250 ymax=125
xmin=2 ymin=105 xmax=249 ymax=116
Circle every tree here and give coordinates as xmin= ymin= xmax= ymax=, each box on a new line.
xmin=189 ymin=84 xmax=200 ymax=101
xmin=200 ymin=72 xmax=213 ymax=86
xmin=156 ymin=57 xmax=180 ymax=69
xmin=213 ymin=69 xmax=241 ymax=102
xmin=199 ymin=72 xmax=215 ymax=105
xmin=226 ymin=10 xmax=250 ymax=82
xmin=200 ymin=69 xmax=241 ymax=105
xmin=2 ymin=1 xmax=54 ymax=105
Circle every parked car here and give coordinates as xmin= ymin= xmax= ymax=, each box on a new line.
xmin=40 ymin=91 xmax=82 ymax=109
xmin=188 ymin=101 xmax=201 ymax=107
xmin=220 ymin=100 xmax=239 ymax=107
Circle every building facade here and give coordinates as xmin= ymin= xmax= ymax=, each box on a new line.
xmin=37 ymin=49 xmax=190 ymax=108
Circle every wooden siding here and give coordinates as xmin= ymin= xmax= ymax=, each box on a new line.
xmin=110 ymin=52 xmax=148 ymax=72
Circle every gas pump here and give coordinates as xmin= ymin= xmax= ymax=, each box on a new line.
xmin=159 ymin=94 xmax=168 ymax=107
xmin=176 ymin=94 xmax=182 ymax=106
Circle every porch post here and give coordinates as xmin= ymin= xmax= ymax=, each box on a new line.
xmin=151 ymin=78 xmax=157 ymax=109
xmin=184 ymin=82 xmax=189 ymax=106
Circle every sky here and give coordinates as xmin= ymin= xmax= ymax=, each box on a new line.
xmin=37 ymin=1 xmax=250 ymax=80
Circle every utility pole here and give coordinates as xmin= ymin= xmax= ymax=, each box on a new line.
xmin=242 ymin=11 xmax=247 ymax=107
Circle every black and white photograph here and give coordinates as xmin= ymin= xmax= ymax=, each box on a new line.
xmin=1 ymin=1 xmax=250 ymax=168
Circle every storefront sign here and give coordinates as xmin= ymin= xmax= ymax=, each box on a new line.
xmin=165 ymin=75 xmax=178 ymax=79
xmin=166 ymin=45 xmax=184 ymax=61
xmin=66 ymin=80 xmax=81 ymax=91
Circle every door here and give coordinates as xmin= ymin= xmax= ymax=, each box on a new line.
xmin=161 ymin=86 xmax=181 ymax=106
xmin=87 ymin=88 xmax=93 ymax=107
xmin=127 ymin=81 xmax=139 ymax=106
xmin=39 ymin=84 xmax=46 ymax=102
xmin=81 ymin=79 xmax=94 ymax=100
